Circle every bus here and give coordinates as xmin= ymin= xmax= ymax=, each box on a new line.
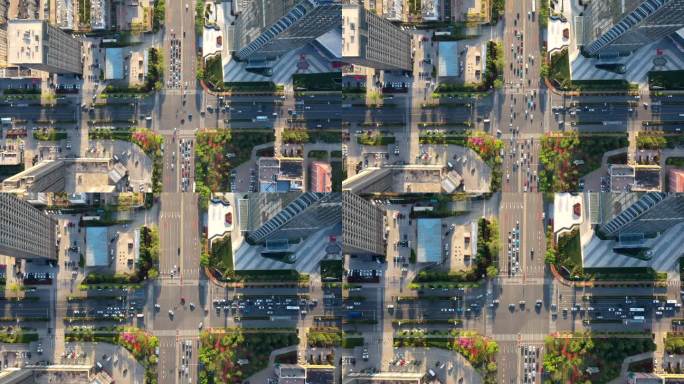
xmin=255 ymin=116 xmax=268 ymax=122
xmin=1 ymin=118 xmax=12 ymax=125
xmin=286 ymin=306 xmax=300 ymax=311
xmin=531 ymin=0 xmax=536 ymax=14
xmin=632 ymin=316 xmax=645 ymax=321
xmin=629 ymin=308 xmax=645 ymax=313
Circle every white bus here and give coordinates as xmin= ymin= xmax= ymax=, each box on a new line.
xmin=0 ymin=118 xmax=12 ymax=125
xmin=255 ymin=116 xmax=268 ymax=121
xmin=629 ymin=308 xmax=645 ymax=313
xmin=286 ymin=306 xmax=300 ymax=311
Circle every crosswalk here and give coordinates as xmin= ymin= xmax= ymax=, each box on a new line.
xmin=155 ymin=330 xmax=200 ymax=337
xmin=500 ymin=201 xmax=525 ymax=210
xmin=160 ymin=211 xmax=181 ymax=220
xmin=491 ymin=333 xmax=548 ymax=342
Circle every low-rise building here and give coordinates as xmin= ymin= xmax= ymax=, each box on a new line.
xmin=669 ymin=168 xmax=684 ymax=192
xmin=310 ymin=161 xmax=332 ymax=192
xmin=258 ymin=157 xmax=304 ymax=192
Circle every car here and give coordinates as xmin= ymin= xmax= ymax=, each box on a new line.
xmin=169 ymin=310 xmax=174 ymax=316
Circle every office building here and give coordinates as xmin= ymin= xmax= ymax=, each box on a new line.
xmin=582 ymin=0 xmax=684 ymax=57
xmin=310 ymin=161 xmax=332 ymax=192
xmin=599 ymin=192 xmax=684 ymax=238
xmin=669 ymin=169 xmax=684 ymax=192
xmin=246 ymin=193 xmax=341 ymax=244
xmin=0 ymin=193 xmax=57 ymax=260
xmin=7 ymin=19 xmax=82 ymax=74
xmin=342 ymin=3 xmax=411 ymax=70
xmin=233 ymin=0 xmax=341 ymax=61
xmin=342 ymin=192 xmax=385 ymax=255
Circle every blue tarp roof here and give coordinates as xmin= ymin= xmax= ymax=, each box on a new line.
xmin=105 ymin=48 xmax=124 ymax=80
xmin=437 ymin=41 xmax=459 ymax=77
xmin=86 ymin=227 xmax=109 ymax=267
xmin=417 ymin=219 xmax=441 ymax=263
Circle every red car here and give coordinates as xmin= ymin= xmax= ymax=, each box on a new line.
xmin=225 ymin=212 xmax=232 ymax=225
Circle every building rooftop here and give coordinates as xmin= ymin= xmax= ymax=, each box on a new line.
xmin=417 ymin=218 xmax=441 ymax=263
xmin=85 ymin=226 xmax=109 ymax=267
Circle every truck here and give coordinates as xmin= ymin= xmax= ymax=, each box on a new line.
xmin=347 ymin=311 xmax=362 ymax=319
xmin=255 ymin=115 xmax=268 ymax=122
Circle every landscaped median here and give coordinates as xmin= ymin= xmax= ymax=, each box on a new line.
xmin=543 ymin=332 xmax=655 ymax=383
xmin=307 ymin=327 xmax=342 ymax=348
xmin=357 ymin=132 xmax=396 ymax=146
xmin=199 ymin=328 xmax=299 ymax=383
xmin=0 ymin=327 xmax=40 ymax=343
xmin=394 ymin=329 xmax=498 ymax=383
xmin=391 ymin=318 xmax=462 ymax=326
xmin=33 ymin=128 xmax=67 ymax=141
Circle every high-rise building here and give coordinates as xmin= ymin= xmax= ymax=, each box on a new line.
xmin=342 ymin=3 xmax=411 ymax=70
xmin=582 ymin=0 xmax=684 ymax=57
xmin=599 ymin=192 xmax=684 ymax=238
xmin=233 ymin=0 xmax=341 ymax=61
xmin=7 ymin=19 xmax=82 ymax=74
xmin=246 ymin=193 xmax=341 ymax=244
xmin=310 ymin=161 xmax=332 ymax=192
xmin=342 ymin=192 xmax=385 ymax=255
xmin=0 ymin=193 xmax=57 ymax=260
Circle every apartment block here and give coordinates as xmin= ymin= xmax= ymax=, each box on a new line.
xmin=7 ymin=19 xmax=82 ymax=74
xmin=342 ymin=3 xmax=411 ymax=70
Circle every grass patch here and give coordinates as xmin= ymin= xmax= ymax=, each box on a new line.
xmin=576 ymin=133 xmax=628 ymax=175
xmin=309 ymin=131 xmax=341 ymax=143
xmin=307 ymin=150 xmax=328 ymax=160
xmin=33 ymin=129 xmax=67 ymax=141
xmin=544 ymin=333 xmax=655 ymax=383
xmin=649 ymin=70 xmax=684 ymax=90
xmin=320 ymin=260 xmax=343 ymax=281
xmin=357 ymin=133 xmax=395 ymax=146
xmin=153 ymin=0 xmax=165 ymax=32
xmin=293 ymin=72 xmax=341 ymax=92
xmin=208 ymin=235 xmax=233 ymax=276
xmin=668 ymin=157 xmax=684 ymax=167
xmin=556 ymin=228 xmax=582 ymax=278
xmin=331 ymin=161 xmax=343 ymax=193
xmin=308 ymin=327 xmax=342 ymax=347
xmin=282 ymin=129 xmax=309 ymax=144
xmin=199 ymin=328 xmax=299 ymax=383
xmin=202 ymin=54 xmax=223 ymax=88
xmin=89 ymin=128 xmax=132 ymax=141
